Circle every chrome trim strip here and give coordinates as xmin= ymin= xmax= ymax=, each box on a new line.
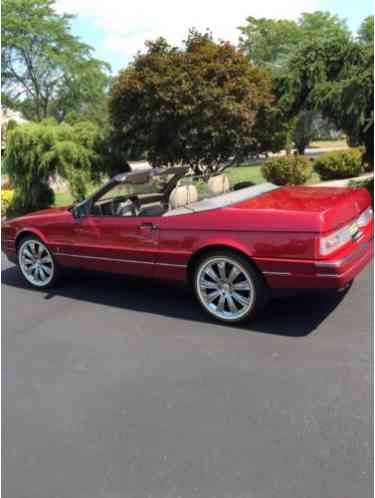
xmin=262 ymin=271 xmax=292 ymax=276
xmin=156 ymin=262 xmax=186 ymax=268
xmin=55 ymin=252 xmax=186 ymax=268
xmin=2 ymin=238 xmax=15 ymax=243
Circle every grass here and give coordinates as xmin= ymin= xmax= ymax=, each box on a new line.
xmin=226 ymin=164 xmax=265 ymax=185
xmin=309 ymin=139 xmax=348 ymax=149
xmin=227 ymin=164 xmax=320 ymax=186
xmin=54 ymin=182 xmax=100 ymax=207
xmin=54 ymin=192 xmax=74 ymax=207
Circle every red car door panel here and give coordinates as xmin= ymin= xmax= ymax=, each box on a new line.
xmin=57 ymin=215 xmax=160 ymax=278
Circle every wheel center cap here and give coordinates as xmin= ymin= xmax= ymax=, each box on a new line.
xmin=222 ymin=283 xmax=230 ymax=292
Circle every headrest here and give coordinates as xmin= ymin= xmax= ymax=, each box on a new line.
xmin=169 ymin=185 xmax=198 ymax=209
xmin=208 ymin=174 xmax=231 ymax=195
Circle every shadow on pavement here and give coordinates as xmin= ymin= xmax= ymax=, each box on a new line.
xmin=2 ymin=264 xmax=349 ymax=337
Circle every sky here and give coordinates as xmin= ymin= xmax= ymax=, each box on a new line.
xmin=55 ymin=0 xmax=373 ymax=74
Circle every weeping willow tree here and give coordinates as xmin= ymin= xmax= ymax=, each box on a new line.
xmin=4 ymin=120 xmax=105 ymax=215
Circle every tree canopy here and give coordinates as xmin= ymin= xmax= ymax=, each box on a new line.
xmin=239 ymin=12 xmax=369 ymax=156
xmin=280 ymin=16 xmax=374 ymax=164
xmin=109 ymin=31 xmax=274 ymax=172
xmin=2 ymin=0 xmax=110 ymax=123
xmin=239 ymin=11 xmax=351 ymax=72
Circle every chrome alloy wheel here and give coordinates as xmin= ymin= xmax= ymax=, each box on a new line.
xmin=196 ymin=257 xmax=255 ymax=321
xmin=18 ymin=239 xmax=54 ymax=287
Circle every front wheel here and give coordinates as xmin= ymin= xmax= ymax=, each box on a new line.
xmin=17 ymin=236 xmax=59 ymax=289
xmin=193 ymin=251 xmax=268 ymax=324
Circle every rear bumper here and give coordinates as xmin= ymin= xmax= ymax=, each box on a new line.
xmin=256 ymin=233 xmax=373 ymax=289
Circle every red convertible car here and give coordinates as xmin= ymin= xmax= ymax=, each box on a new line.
xmin=2 ymin=167 xmax=373 ymax=323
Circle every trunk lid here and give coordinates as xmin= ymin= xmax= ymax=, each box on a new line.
xmin=234 ymin=186 xmax=371 ymax=233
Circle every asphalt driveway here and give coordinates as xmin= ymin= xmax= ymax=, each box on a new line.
xmin=2 ymin=254 xmax=373 ymax=498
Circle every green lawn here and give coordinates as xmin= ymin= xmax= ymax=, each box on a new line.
xmin=226 ymin=164 xmax=265 ymax=185
xmin=227 ymin=164 xmax=320 ymax=186
xmin=54 ymin=182 xmax=99 ymax=207
xmin=54 ymin=192 xmax=74 ymax=207
xmin=309 ymin=139 xmax=348 ymax=149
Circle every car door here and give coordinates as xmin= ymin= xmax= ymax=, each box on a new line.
xmin=68 ymin=213 xmax=160 ymax=278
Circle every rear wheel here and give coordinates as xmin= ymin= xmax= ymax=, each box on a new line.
xmin=17 ymin=236 xmax=59 ymax=289
xmin=193 ymin=250 xmax=268 ymax=324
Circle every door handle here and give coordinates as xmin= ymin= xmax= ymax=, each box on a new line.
xmin=138 ymin=223 xmax=159 ymax=230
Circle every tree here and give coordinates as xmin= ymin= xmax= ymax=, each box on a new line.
xmin=238 ymin=17 xmax=300 ymax=71
xmin=357 ymin=15 xmax=373 ymax=43
xmin=282 ymin=16 xmax=374 ymax=166
xmin=109 ymin=31 xmax=274 ymax=173
xmin=2 ymin=0 xmax=110 ymax=123
xmin=239 ymin=12 xmax=351 ymax=154
xmin=4 ymin=120 xmax=106 ymax=215
xmin=293 ymin=110 xmax=315 ymax=155
xmin=239 ymin=11 xmax=350 ymax=70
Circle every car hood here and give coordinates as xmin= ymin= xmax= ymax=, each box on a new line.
xmin=233 ymin=186 xmax=371 ymax=232
xmin=5 ymin=206 xmax=70 ymax=225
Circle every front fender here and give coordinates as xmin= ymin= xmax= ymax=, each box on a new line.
xmin=15 ymin=227 xmax=49 ymax=248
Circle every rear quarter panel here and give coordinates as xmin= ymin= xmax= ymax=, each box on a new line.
xmin=156 ymin=207 xmax=316 ymax=281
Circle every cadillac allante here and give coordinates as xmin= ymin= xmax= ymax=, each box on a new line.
xmin=2 ymin=167 xmax=373 ymax=324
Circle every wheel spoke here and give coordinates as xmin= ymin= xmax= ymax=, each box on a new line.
xmin=23 ymin=255 xmax=33 ymax=264
xmin=30 ymin=242 xmax=38 ymax=256
xmin=233 ymin=280 xmax=251 ymax=291
xmin=40 ymin=267 xmax=49 ymax=280
xmin=37 ymin=267 xmax=43 ymax=281
xmin=217 ymin=294 xmax=226 ymax=312
xmin=200 ymin=278 xmax=218 ymax=290
xmin=228 ymin=266 xmax=240 ymax=283
xmin=217 ymin=262 xmax=227 ymax=280
xmin=207 ymin=290 xmax=221 ymax=303
xmin=232 ymin=291 xmax=249 ymax=307
xmin=40 ymin=255 xmax=52 ymax=264
xmin=226 ymin=294 xmax=238 ymax=313
xmin=23 ymin=248 xmax=34 ymax=260
xmin=24 ymin=263 xmax=35 ymax=273
xmin=41 ymin=265 xmax=52 ymax=275
xmin=205 ymin=265 xmax=219 ymax=282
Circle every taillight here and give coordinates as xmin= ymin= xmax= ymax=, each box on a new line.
xmin=357 ymin=206 xmax=373 ymax=227
xmin=319 ymin=206 xmax=373 ymax=256
xmin=320 ymin=224 xmax=353 ymax=256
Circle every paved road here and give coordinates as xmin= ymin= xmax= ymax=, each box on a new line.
xmin=2 ymin=254 xmax=373 ymax=498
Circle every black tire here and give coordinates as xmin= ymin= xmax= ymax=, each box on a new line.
xmin=193 ymin=249 xmax=269 ymax=324
xmin=17 ymin=235 xmax=60 ymax=289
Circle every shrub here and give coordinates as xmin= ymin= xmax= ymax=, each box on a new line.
xmin=262 ymin=156 xmax=313 ymax=186
xmin=1 ymin=189 xmax=14 ymax=216
xmin=314 ymin=150 xmax=364 ymax=181
xmin=3 ymin=121 xmax=104 ymax=215
xmin=348 ymin=177 xmax=374 ymax=203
